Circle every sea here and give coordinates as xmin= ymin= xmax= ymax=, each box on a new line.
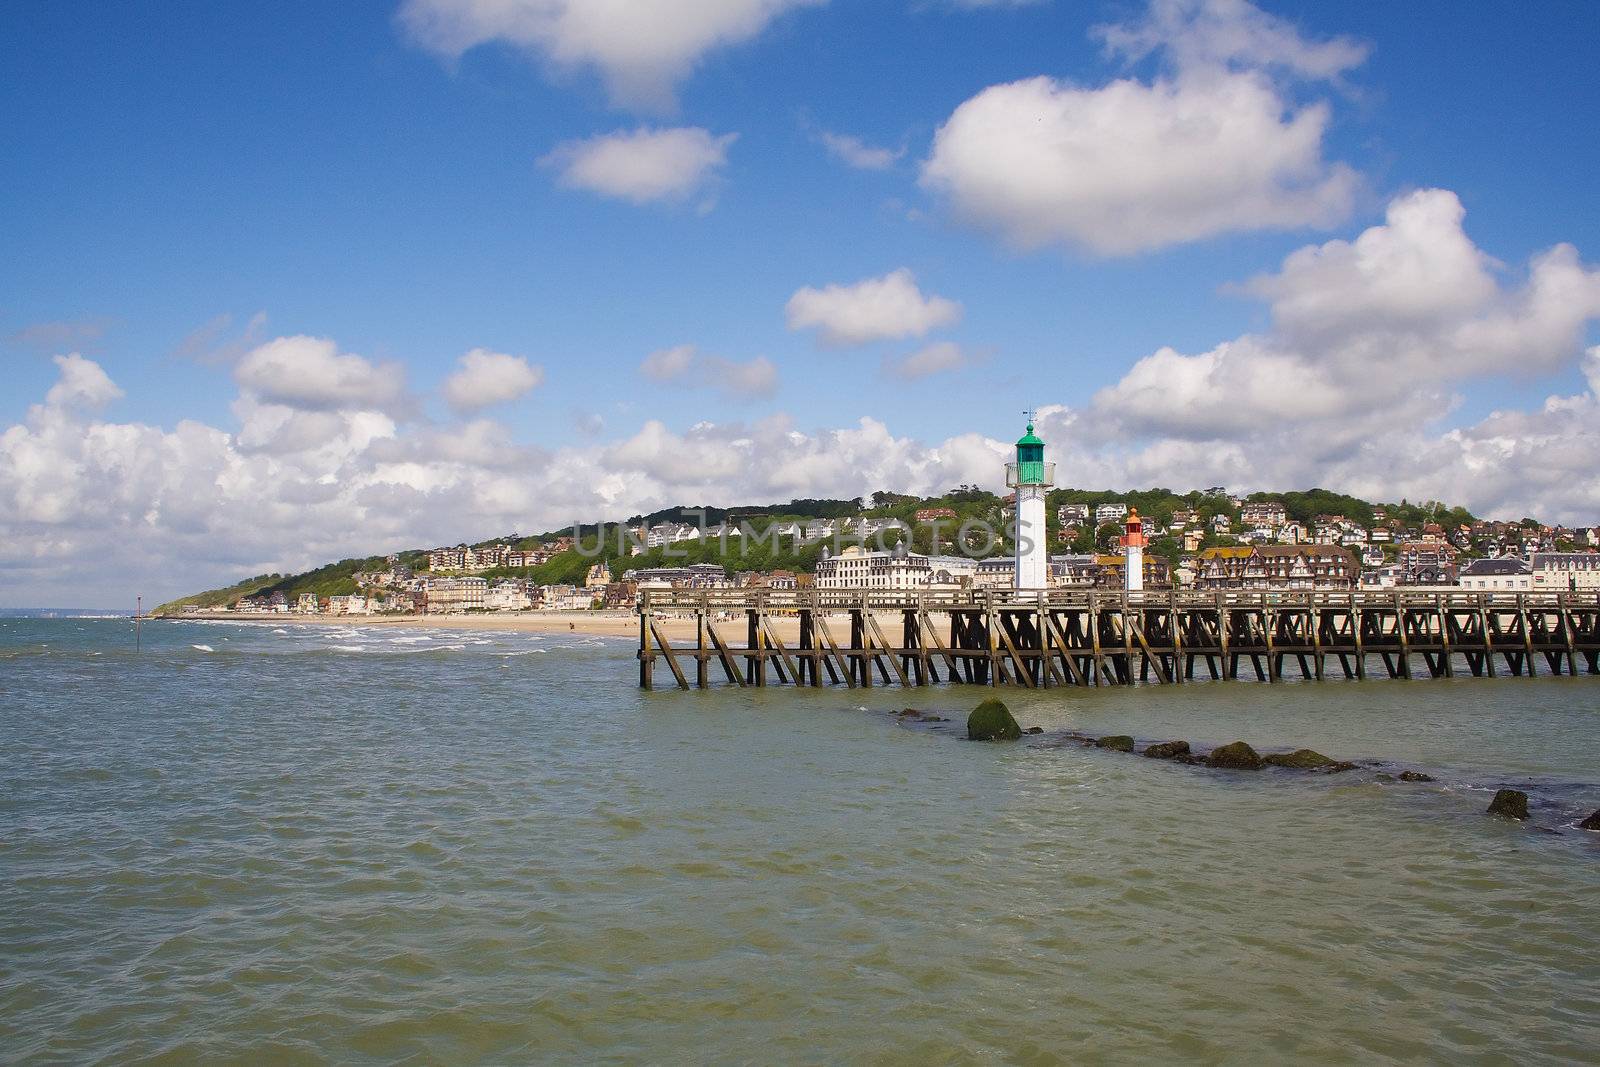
xmin=1 ymin=616 xmax=1597 ymax=1063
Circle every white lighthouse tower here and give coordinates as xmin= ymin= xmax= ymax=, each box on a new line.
xmin=1122 ymin=507 xmax=1147 ymax=593
xmin=1007 ymin=416 xmax=1053 ymax=590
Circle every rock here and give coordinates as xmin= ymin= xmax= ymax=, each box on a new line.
xmin=967 ymin=699 xmax=1022 ymax=742
xmin=1143 ymin=740 xmax=1190 ymax=760
xmin=1399 ymin=771 xmax=1435 ymax=783
xmin=1263 ymin=749 xmax=1336 ymax=770
xmin=1024 ymin=726 xmax=1044 ymax=735
xmin=1173 ymin=753 xmax=1207 ymax=766
xmin=1577 ymin=809 xmax=1600 ymax=831
xmin=1487 ymin=789 xmax=1529 ymax=820
xmin=1094 ymin=735 xmax=1135 ymax=752
xmin=1326 ymin=762 xmax=1359 ymax=773
xmin=897 ymin=708 xmax=923 ymax=718
xmin=1206 ymin=741 xmax=1264 ymax=770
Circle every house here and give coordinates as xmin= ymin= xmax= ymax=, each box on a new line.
xmin=1396 ymin=542 xmax=1459 ymax=585
xmin=1210 ymin=514 xmax=1231 ymax=534
xmin=915 ymin=507 xmax=958 ymax=523
xmin=585 ymin=562 xmax=612 ymax=588
xmin=1531 ymin=552 xmax=1600 ymax=591
xmin=1240 ymin=501 xmax=1288 ymax=527
xmin=1458 ymin=557 xmax=1532 ymax=592
xmin=485 ymin=580 xmax=533 ymax=612
xmin=326 ymin=595 xmax=368 ymax=615
xmin=1049 ymin=554 xmax=1099 ymax=588
xmin=1170 ymin=508 xmax=1197 ymax=528
xmin=1182 ymin=529 xmax=1205 ymax=552
xmin=295 ymin=592 xmax=321 ymax=614
xmin=815 ymin=545 xmax=932 ymax=590
xmin=1194 ymin=546 xmax=1356 ymax=590
xmin=423 ymin=576 xmax=487 ymax=613
xmin=1277 ymin=521 xmax=1305 ymax=545
xmin=1094 ymin=502 xmax=1128 ymax=526
xmin=539 ymin=584 xmax=592 ymax=610
xmin=1057 ymin=503 xmax=1090 ymax=525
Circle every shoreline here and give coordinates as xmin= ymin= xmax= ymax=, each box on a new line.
xmin=159 ymin=610 xmax=812 ymax=642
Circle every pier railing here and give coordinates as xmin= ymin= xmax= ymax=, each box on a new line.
xmin=635 ymin=587 xmax=1600 ymax=690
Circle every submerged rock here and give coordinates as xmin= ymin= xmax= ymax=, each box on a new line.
xmin=1094 ymin=735 xmax=1135 ymax=752
xmin=1143 ymin=740 xmax=1190 ymax=760
xmin=967 ymin=699 xmax=1022 ymax=742
xmin=1487 ymin=789 xmax=1529 ymax=820
xmin=897 ymin=708 xmax=924 ymax=718
xmin=1577 ymin=809 xmax=1600 ymax=831
xmin=1326 ymin=762 xmax=1359 ymax=774
xmin=1206 ymin=741 xmax=1264 ymax=770
xmin=1399 ymin=771 xmax=1435 ymax=783
xmin=1025 ymin=726 xmax=1044 ymax=735
xmin=1263 ymin=749 xmax=1336 ymax=770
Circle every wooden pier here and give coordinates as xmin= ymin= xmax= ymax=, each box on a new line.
xmin=636 ymin=588 xmax=1600 ymax=689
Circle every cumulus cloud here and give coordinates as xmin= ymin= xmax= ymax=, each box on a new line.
xmin=543 ymin=126 xmax=736 ymax=207
xmin=4 ymin=333 xmax=1600 ymax=608
xmin=234 ymin=336 xmax=408 ymax=413
xmin=442 ymin=348 xmax=545 ymax=412
xmin=786 ymin=268 xmax=962 ymax=346
xmin=815 ymin=130 xmax=902 ymax=170
xmin=399 ymin=0 xmax=818 ymax=111
xmin=638 ymin=343 xmax=776 ymax=399
xmin=886 ymin=340 xmax=971 ymax=380
xmin=920 ymin=0 xmax=1362 ymax=255
xmin=44 ymin=353 xmax=124 ymax=411
xmin=1091 ymin=189 xmax=1600 ymax=438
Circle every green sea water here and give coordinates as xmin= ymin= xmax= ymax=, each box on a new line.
xmin=1 ymin=617 xmax=1597 ymax=1063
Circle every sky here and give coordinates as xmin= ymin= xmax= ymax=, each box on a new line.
xmin=3 ymin=0 xmax=1600 ymax=607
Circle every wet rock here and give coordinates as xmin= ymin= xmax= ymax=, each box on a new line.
xmin=1206 ymin=741 xmax=1264 ymax=770
xmin=1326 ymin=762 xmax=1359 ymax=774
xmin=1487 ymin=789 xmax=1529 ymax=820
xmin=1024 ymin=726 xmax=1044 ymax=735
xmin=967 ymin=699 xmax=1022 ymax=742
xmin=1263 ymin=749 xmax=1336 ymax=770
xmin=1094 ymin=735 xmax=1135 ymax=752
xmin=1577 ymin=809 xmax=1600 ymax=831
xmin=1173 ymin=753 xmax=1207 ymax=766
xmin=1399 ymin=771 xmax=1435 ymax=783
xmin=1143 ymin=740 xmax=1190 ymax=760
xmin=897 ymin=708 xmax=924 ymax=718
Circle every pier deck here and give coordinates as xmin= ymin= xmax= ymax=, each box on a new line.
xmin=635 ymin=588 xmax=1600 ymax=689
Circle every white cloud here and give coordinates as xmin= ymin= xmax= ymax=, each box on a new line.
xmin=543 ymin=126 xmax=736 ymax=206
xmin=442 ymin=348 xmax=545 ymax=412
xmin=886 ymin=340 xmax=971 ymax=380
xmin=816 ymin=130 xmax=902 ymax=170
xmin=4 ymin=336 xmax=1600 ymax=608
xmin=920 ymin=0 xmax=1364 ymax=256
xmin=234 ymin=336 xmax=408 ymax=413
xmin=1095 ymin=0 xmax=1369 ymax=81
xmin=786 ymin=268 xmax=962 ymax=346
xmin=44 ymin=353 xmax=123 ymax=411
xmin=640 ymin=343 xmax=697 ymax=381
xmin=399 ymin=0 xmax=819 ymax=111
xmin=638 ymin=344 xmax=776 ymax=399
xmin=922 ymin=72 xmax=1357 ymax=256
xmin=1091 ymin=189 xmax=1600 ymax=439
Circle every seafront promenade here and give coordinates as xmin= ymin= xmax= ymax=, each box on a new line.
xmin=636 ymin=587 xmax=1600 ymax=689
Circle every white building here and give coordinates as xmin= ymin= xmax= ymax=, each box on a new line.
xmin=1531 ymin=552 xmax=1600 ymax=591
xmin=424 ymin=576 xmax=487 ymax=613
xmin=1458 ymin=558 xmax=1532 ymax=592
xmin=485 ymin=580 xmax=533 ymax=611
xmin=1094 ymin=502 xmax=1128 ymax=526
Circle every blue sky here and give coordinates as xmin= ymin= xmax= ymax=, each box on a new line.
xmin=3 ymin=0 xmax=1599 ymax=605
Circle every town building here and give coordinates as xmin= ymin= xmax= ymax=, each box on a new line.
xmin=1240 ymin=501 xmax=1288 ymax=527
xmin=485 ymin=580 xmax=533 ymax=611
xmin=1531 ymin=552 xmax=1600 ymax=591
xmin=815 ymin=545 xmax=929 ymax=589
xmin=1094 ymin=502 xmax=1128 ymax=526
xmin=1396 ymin=542 xmax=1459 ymax=585
xmin=423 ymin=576 xmax=487 ymax=613
xmin=1092 ymin=554 xmax=1172 ymax=590
xmin=1057 ymin=503 xmax=1090 ymax=525
xmin=1194 ymin=546 xmax=1356 ymax=590
xmin=1458 ymin=557 xmax=1532 ymax=592
xmin=914 ymin=507 xmax=958 ymax=523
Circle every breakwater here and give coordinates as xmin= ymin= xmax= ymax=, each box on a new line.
xmin=637 ymin=588 xmax=1600 ymax=689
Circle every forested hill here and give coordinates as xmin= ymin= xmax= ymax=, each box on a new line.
xmin=153 ymin=484 xmax=1543 ymax=614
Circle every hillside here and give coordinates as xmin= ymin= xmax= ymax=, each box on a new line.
xmin=153 ymin=485 xmax=1581 ymax=614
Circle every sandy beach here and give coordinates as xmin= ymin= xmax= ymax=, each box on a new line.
xmin=172 ymin=610 xmax=818 ymax=643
